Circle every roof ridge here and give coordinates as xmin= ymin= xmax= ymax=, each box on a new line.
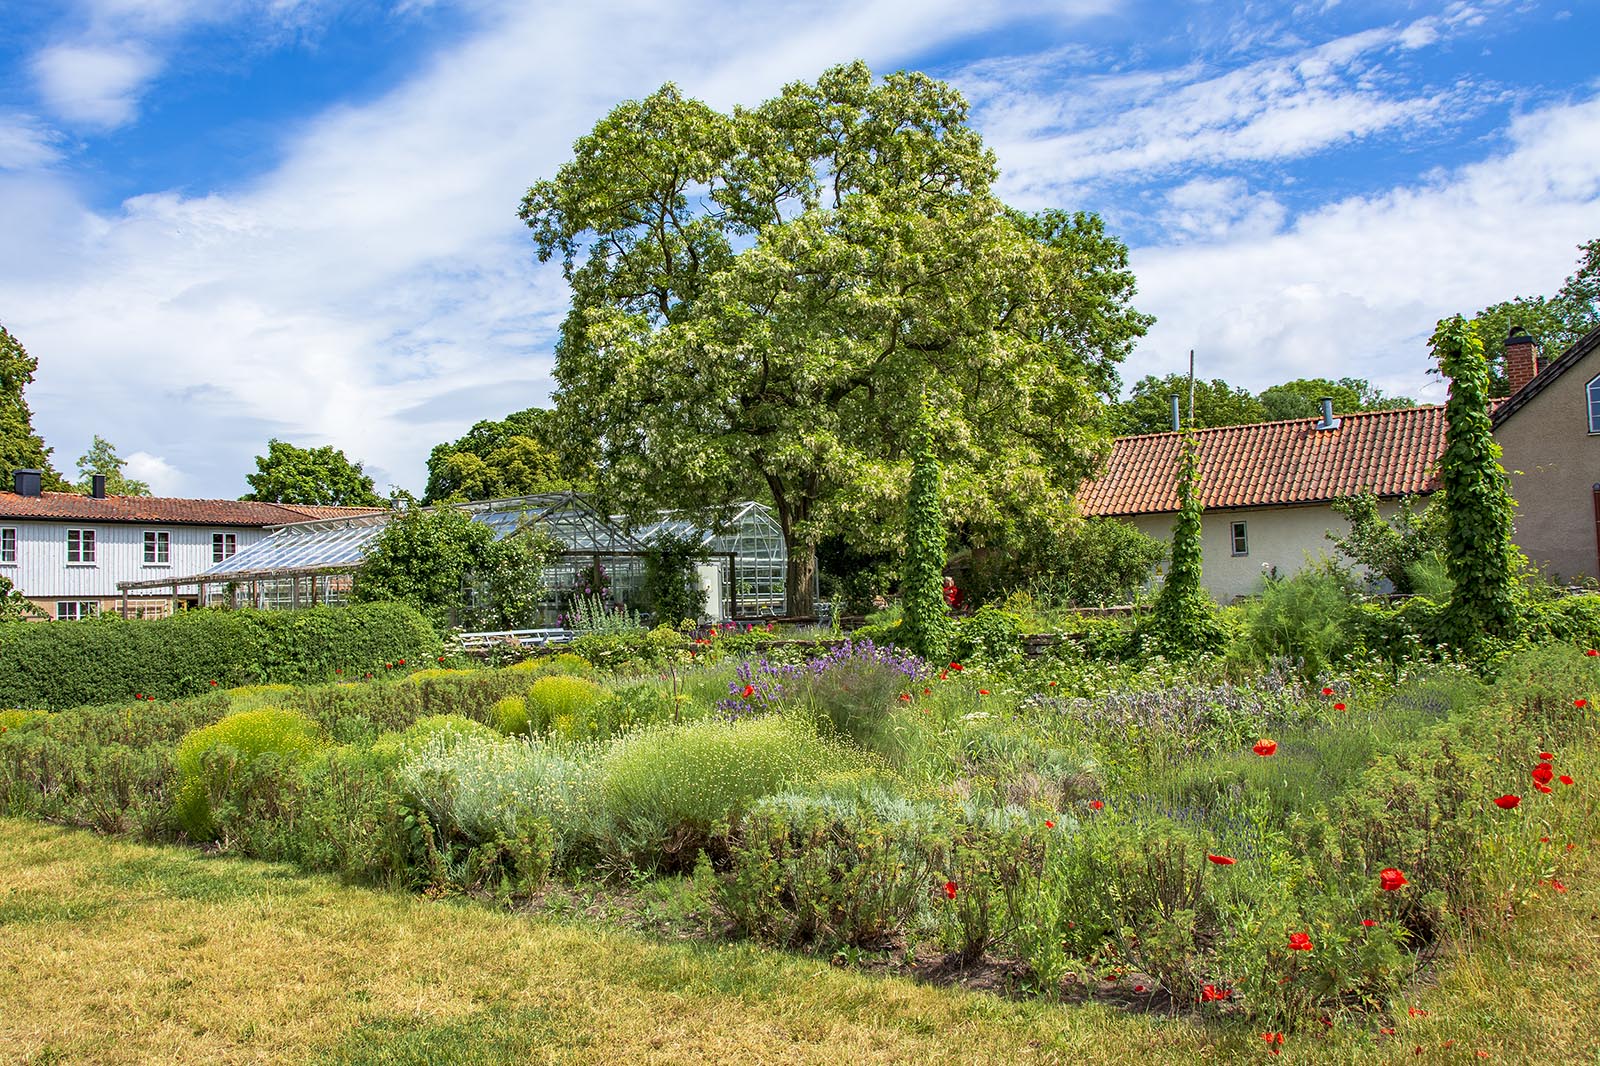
xmin=1113 ymin=402 xmax=1445 ymax=442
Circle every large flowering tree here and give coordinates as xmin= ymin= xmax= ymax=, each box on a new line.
xmin=521 ymin=62 xmax=1151 ymax=615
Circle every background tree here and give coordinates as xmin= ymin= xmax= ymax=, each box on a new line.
xmin=351 ymin=499 xmax=558 ymax=630
xmin=523 ymin=63 xmax=1151 ymax=616
xmin=0 ymin=324 xmax=69 ymax=490
xmin=1468 ymin=237 xmax=1600 ymax=393
xmin=1327 ymin=491 xmax=1443 ymax=595
xmin=242 ymin=439 xmax=385 ymax=507
xmin=73 ymin=435 xmax=151 ymax=496
xmin=1257 ymin=377 xmax=1415 ymax=422
xmin=423 ymin=407 xmax=591 ymax=503
xmin=900 ymin=399 xmax=951 ymax=662
xmin=1434 ymin=317 xmax=1521 ymax=646
xmin=1117 ymin=374 xmax=1265 ymax=434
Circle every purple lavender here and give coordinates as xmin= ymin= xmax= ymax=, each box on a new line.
xmin=717 ymin=638 xmax=929 ymax=721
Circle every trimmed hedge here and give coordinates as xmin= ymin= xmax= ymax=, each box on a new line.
xmin=0 ymin=603 xmax=439 ymax=709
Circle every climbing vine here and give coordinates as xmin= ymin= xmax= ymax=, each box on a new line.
xmin=1150 ymin=431 xmax=1224 ymax=657
xmin=901 ymin=400 xmax=952 ymax=662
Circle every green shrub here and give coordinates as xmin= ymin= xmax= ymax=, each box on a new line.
xmin=0 ymin=603 xmax=438 ymax=709
xmin=569 ymin=626 xmax=687 ymax=671
xmin=173 ymin=708 xmax=324 ymax=840
xmin=371 ymin=714 xmax=504 ymax=765
xmin=523 ymin=675 xmax=613 ymax=738
xmin=491 ymin=696 xmax=530 ymax=736
xmin=290 ymin=745 xmax=411 ymax=884
xmin=1235 ymin=563 xmax=1356 ymax=676
xmin=953 ymin=605 xmax=1025 ymax=664
xmin=1523 ymin=595 xmax=1600 ymax=652
xmin=599 ymin=717 xmax=862 ymax=870
xmin=0 ymin=709 xmax=45 ymax=732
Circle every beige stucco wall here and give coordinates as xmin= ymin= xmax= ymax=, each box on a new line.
xmin=1126 ymin=500 xmax=1405 ymax=603
xmin=1496 ymin=354 xmax=1600 ymax=582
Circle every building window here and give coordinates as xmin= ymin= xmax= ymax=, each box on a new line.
xmin=1589 ymin=374 xmax=1600 ymax=433
xmin=66 ymin=528 xmax=96 ymax=564
xmin=55 ymin=601 xmax=98 ymax=621
xmin=143 ymin=530 xmax=171 ymax=565
xmin=0 ymin=527 xmax=14 ymax=564
xmin=1230 ymin=521 xmax=1249 ymax=557
xmin=213 ymin=532 xmax=237 ymax=563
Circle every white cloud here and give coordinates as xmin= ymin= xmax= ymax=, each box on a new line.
xmin=32 ymin=42 xmax=159 ymax=129
xmin=0 ymin=115 xmax=65 ymax=170
xmin=123 ymin=451 xmax=186 ymax=496
xmin=1159 ymin=176 xmax=1287 ymax=241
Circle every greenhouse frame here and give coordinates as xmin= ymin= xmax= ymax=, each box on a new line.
xmin=116 ymin=492 xmax=791 ymax=624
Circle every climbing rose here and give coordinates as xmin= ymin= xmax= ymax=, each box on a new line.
xmin=1287 ymin=932 xmax=1314 ymax=951
xmin=943 ymin=881 xmax=958 ymax=900
xmin=1533 ymin=763 xmax=1555 ymax=785
xmin=1493 ymin=794 xmax=1521 ymax=809
xmin=1207 ymin=854 xmax=1236 ymax=866
xmin=1379 ymin=868 xmax=1408 ymax=891
xmin=1252 ymin=739 xmax=1278 ymax=757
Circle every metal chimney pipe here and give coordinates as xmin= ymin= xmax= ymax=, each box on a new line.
xmin=1315 ymin=397 xmax=1341 ymax=431
xmin=1170 ymin=394 xmax=1181 ymax=432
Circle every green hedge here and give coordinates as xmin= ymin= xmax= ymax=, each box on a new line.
xmin=0 ymin=604 xmax=439 ymax=709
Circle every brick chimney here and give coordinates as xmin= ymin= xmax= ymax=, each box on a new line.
xmin=1505 ymin=326 xmax=1539 ymax=395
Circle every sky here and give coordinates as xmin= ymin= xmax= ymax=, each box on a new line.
xmin=0 ymin=0 xmax=1596 ymax=499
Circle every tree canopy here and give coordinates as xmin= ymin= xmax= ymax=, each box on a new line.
xmin=74 ymin=435 xmax=151 ymax=496
xmin=522 ymin=62 xmax=1152 ymax=615
xmin=1256 ymin=377 xmax=1415 ymax=422
xmin=241 ymin=439 xmax=385 ymax=507
xmin=1469 ymin=237 xmax=1600 ymax=393
xmin=1117 ymin=374 xmax=1266 ymax=434
xmin=0 ymin=324 xmax=69 ymax=491
xmin=422 ymin=407 xmax=589 ymax=504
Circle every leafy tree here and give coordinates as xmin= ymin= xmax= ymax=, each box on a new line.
xmin=73 ymin=435 xmax=151 ymax=496
xmin=1257 ymin=377 xmax=1415 ymax=422
xmin=1433 ymin=317 xmax=1521 ymax=647
xmin=1117 ymin=374 xmax=1265 ymax=434
xmin=1327 ymin=491 xmax=1443 ymax=595
xmin=0 ymin=574 xmax=46 ymax=621
xmin=1148 ymin=433 xmax=1224 ymax=657
xmin=242 ymin=439 xmax=385 ymax=507
xmin=901 ymin=399 xmax=951 ymax=662
xmin=423 ymin=408 xmax=591 ymax=503
xmin=1469 ymin=237 xmax=1600 ymax=393
xmin=0 ymin=324 xmax=69 ymax=491
xmin=521 ymin=62 xmax=1151 ymax=616
xmin=641 ymin=532 xmax=709 ymax=628
xmin=352 ymin=498 xmax=559 ymax=630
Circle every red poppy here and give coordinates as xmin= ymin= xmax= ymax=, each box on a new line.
xmin=1539 ymin=752 xmax=1554 ymax=761
xmin=134 ymin=693 xmax=142 ymax=700
xmin=741 ymin=684 xmax=755 ymax=698
xmin=943 ymin=880 xmax=958 ymax=900
xmin=1547 ymin=878 xmax=1569 ymax=893
xmin=939 ymin=671 xmax=948 ymax=680
xmin=923 ymin=688 xmax=932 ymax=696
xmin=1333 ymin=702 xmax=1346 ymax=711
xmin=1493 ymin=794 xmax=1521 ymax=809
xmin=1561 ymin=774 xmax=1575 ymax=785
xmin=1207 ymin=854 xmax=1236 ymax=866
xmin=898 ymin=693 xmax=911 ymax=702
xmin=1044 ymin=820 xmax=1055 ymax=829
xmin=1361 ymin=919 xmax=1377 ymax=927
xmin=335 ymin=668 xmax=342 ymax=674
xmin=1532 ymin=763 xmax=1555 ymax=785
xmin=1535 ymin=782 xmax=1553 ymax=793
xmin=1252 ymin=739 xmax=1278 ymax=757
xmin=1321 ymin=687 xmax=1335 ymax=696
xmin=398 ymin=659 xmax=406 ymax=666
xmin=208 ymin=680 xmax=217 ymax=686
xmin=437 ymin=656 xmax=445 ymax=663
xmin=1089 ymin=800 xmax=1104 ymax=810
xmin=1133 ymin=984 xmax=1146 ymax=993
xmin=1287 ymin=931 xmax=1314 ymax=951
xmin=1379 ymin=868 xmax=1407 ymax=891
xmin=1047 ymin=680 xmax=1058 ymax=686
xmin=1541 ymin=836 xmax=1551 ymax=843
xmin=1260 ymin=1032 xmax=1284 ymax=1045
xmin=1380 ymin=1028 xmax=1395 ymax=1035
xmin=1577 ymin=698 xmax=1588 ymax=708
xmin=1588 ymin=649 xmax=1599 ymax=656
xmin=1200 ymin=984 xmax=1232 ymax=1001
xmin=949 ymin=663 xmax=964 ymax=672
xmin=978 ymin=689 xmax=991 ymax=696
xmin=1408 ymin=1007 xmax=1429 ymax=1017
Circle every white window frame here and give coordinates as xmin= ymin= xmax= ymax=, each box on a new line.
xmin=55 ymin=600 xmax=98 ymax=621
xmin=1230 ymin=520 xmax=1249 ymax=557
xmin=66 ymin=528 xmax=96 ymax=564
xmin=143 ymin=529 xmax=171 ymax=565
xmin=1588 ymin=373 xmax=1600 ymax=434
xmin=0 ymin=527 xmax=14 ymax=564
xmin=212 ymin=531 xmax=238 ymax=564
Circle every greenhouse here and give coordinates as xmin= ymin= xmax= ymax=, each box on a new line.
xmin=116 ymin=493 xmax=790 ymax=624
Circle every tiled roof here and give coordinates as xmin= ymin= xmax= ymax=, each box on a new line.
xmin=0 ymin=492 xmax=386 ymax=527
xmin=1078 ymin=405 xmax=1447 ymax=516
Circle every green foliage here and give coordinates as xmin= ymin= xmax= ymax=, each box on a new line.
xmin=1434 ymin=316 xmax=1522 ymax=647
xmin=900 ymin=401 xmax=951 ymax=662
xmin=0 ymin=323 xmax=69 ymax=490
xmin=352 ymin=499 xmax=558 ymax=630
xmin=1256 ymin=377 xmax=1414 ymax=422
xmin=597 ymin=717 xmax=861 ymax=870
xmin=241 ymin=438 xmax=385 ymax=506
xmin=953 ymin=605 xmax=1024 ymax=664
xmin=505 ymin=674 xmax=615 ymax=740
xmin=73 ymin=434 xmax=151 ymax=495
xmin=977 ymin=517 xmax=1165 ymax=608
xmin=524 ymin=63 xmax=1151 ymax=615
xmin=567 ymin=626 xmax=687 ymax=671
xmin=423 ymin=407 xmax=590 ymax=503
xmin=1117 ymin=374 xmax=1266 ymax=434
xmin=0 ymin=573 xmax=46 ymax=621
xmin=1523 ymin=595 xmax=1600 ymax=652
xmin=173 ymin=708 xmax=324 ymax=840
xmin=371 ymin=714 xmax=504 ymax=766
xmin=1468 ymin=237 xmax=1600 ymax=393
xmin=1327 ymin=491 xmax=1444 ymax=594
xmin=641 ymin=532 xmax=709 ymax=627
xmin=1149 ymin=433 xmax=1224 ymax=657
xmin=0 ymin=603 xmax=438 ymax=709
xmin=1238 ymin=563 xmax=1356 ymax=677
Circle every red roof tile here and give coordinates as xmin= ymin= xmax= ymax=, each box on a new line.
xmin=1078 ymin=405 xmax=1447 ymax=516
xmin=0 ymin=492 xmax=386 ymax=527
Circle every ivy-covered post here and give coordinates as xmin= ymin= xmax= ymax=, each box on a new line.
xmin=902 ymin=399 xmax=952 ymax=662
xmin=1152 ymin=431 xmax=1220 ymax=657
xmin=1434 ymin=315 xmax=1521 ymax=648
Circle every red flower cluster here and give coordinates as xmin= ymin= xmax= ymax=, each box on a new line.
xmin=943 ymin=880 xmax=958 ymax=900
xmin=1206 ymin=854 xmax=1236 ymax=866
xmin=1361 ymin=918 xmax=1377 ymax=927
xmin=1287 ymin=932 xmax=1314 ymax=951
xmin=1252 ymin=739 xmax=1278 ymax=757
xmin=1533 ymin=762 xmax=1554 ymax=786
xmin=948 ymin=662 xmax=964 ymax=672
xmin=1576 ymin=698 xmax=1588 ymax=708
xmin=1200 ymin=983 xmax=1232 ymax=1001
xmin=1379 ymin=867 xmax=1407 ymax=891
xmin=1044 ymin=820 xmax=1055 ymax=829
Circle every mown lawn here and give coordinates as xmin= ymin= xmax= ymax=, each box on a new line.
xmin=2 ymin=819 xmax=1597 ymax=1064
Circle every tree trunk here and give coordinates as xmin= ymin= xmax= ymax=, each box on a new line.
xmin=785 ymin=544 xmax=817 ymax=619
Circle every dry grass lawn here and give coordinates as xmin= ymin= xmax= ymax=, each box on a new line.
xmin=2 ymin=818 xmax=1597 ymax=1064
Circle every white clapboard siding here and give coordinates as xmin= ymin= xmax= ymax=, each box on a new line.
xmin=0 ymin=521 xmax=268 ymax=598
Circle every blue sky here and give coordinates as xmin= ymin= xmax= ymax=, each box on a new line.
xmin=1 ymin=0 xmax=1596 ymax=498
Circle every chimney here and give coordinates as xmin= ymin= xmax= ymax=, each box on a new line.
xmin=1169 ymin=394 xmax=1182 ymax=432
xmin=91 ymin=474 xmax=107 ymax=499
xmin=1505 ymin=326 xmax=1539 ymax=394
xmin=1314 ymin=397 xmax=1341 ymax=431
xmin=12 ymin=469 xmax=42 ymax=497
